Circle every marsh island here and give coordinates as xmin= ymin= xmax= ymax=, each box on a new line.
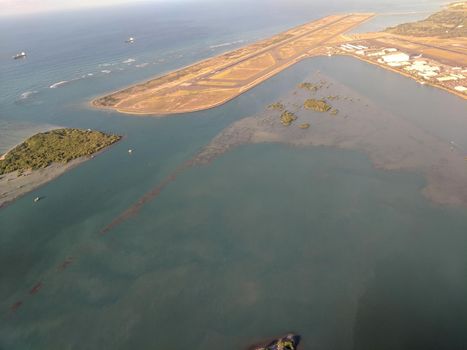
xmin=0 ymin=128 xmax=121 ymax=208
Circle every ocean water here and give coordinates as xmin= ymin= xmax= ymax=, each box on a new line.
xmin=1 ymin=1 xmax=467 ymax=349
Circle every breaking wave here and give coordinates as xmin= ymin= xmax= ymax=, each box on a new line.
xmin=209 ymin=40 xmax=244 ymax=49
xmin=101 ymin=70 xmax=111 ymax=74
xmin=49 ymin=80 xmax=69 ymax=89
xmin=18 ymin=90 xmax=38 ymax=100
xmin=99 ymin=62 xmax=117 ymax=67
xmin=122 ymin=58 xmax=136 ymax=64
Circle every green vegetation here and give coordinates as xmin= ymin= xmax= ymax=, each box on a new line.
xmin=298 ymin=82 xmax=320 ymax=92
xmin=385 ymin=7 xmax=467 ymax=37
xmin=304 ymin=99 xmax=332 ymax=112
xmin=280 ymin=110 xmax=297 ymax=126
xmin=299 ymin=123 xmax=310 ymax=129
xmin=0 ymin=128 xmax=121 ymax=175
xmin=95 ymin=95 xmax=120 ymax=107
xmin=268 ymin=102 xmax=285 ymax=111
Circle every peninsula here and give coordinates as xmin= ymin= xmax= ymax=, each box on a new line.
xmin=92 ymin=3 xmax=466 ymax=116
xmin=92 ymin=14 xmax=375 ymax=115
xmin=0 ymin=128 xmax=121 ymax=208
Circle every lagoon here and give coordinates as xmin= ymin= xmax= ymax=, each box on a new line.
xmin=1 ymin=1 xmax=466 ymax=349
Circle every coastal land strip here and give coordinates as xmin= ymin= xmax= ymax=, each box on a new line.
xmin=0 ymin=129 xmax=121 ymax=209
xmin=92 ymin=3 xmax=466 ymax=116
xmin=340 ymin=2 xmax=467 ymax=100
xmin=91 ymin=13 xmax=375 ymax=115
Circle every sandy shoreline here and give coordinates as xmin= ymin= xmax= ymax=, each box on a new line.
xmin=0 ymin=157 xmax=90 ymax=209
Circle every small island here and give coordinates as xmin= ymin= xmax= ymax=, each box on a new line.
xmin=304 ymin=99 xmax=332 ymax=112
xmin=0 ymin=128 xmax=121 ymax=208
xmin=268 ymin=102 xmax=285 ymax=111
xmin=280 ymin=110 xmax=297 ymax=126
xmin=298 ymin=82 xmax=322 ymax=92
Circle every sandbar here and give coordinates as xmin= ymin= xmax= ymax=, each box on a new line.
xmin=0 ymin=157 xmax=86 ymax=209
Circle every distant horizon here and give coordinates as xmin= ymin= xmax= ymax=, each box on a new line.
xmin=0 ymin=0 xmax=191 ymax=16
xmin=1 ymin=0 xmax=445 ymax=17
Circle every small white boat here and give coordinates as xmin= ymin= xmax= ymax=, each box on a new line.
xmin=128 ymin=149 xmax=133 ymax=154
xmin=125 ymin=37 xmax=135 ymax=44
xmin=13 ymin=51 xmax=26 ymax=60
xmin=34 ymin=196 xmax=41 ymax=202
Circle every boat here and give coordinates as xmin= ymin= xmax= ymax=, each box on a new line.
xmin=34 ymin=197 xmax=41 ymax=202
xmin=125 ymin=37 xmax=135 ymax=44
xmin=13 ymin=51 xmax=26 ymax=60
xmin=128 ymin=149 xmax=133 ymax=154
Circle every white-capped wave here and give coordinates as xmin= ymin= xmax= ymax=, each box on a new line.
xmin=136 ymin=63 xmax=149 ymax=68
xmin=87 ymin=73 xmax=94 ymax=76
xmin=122 ymin=58 xmax=136 ymax=64
xmin=49 ymin=80 xmax=69 ymax=89
xmin=19 ymin=90 xmax=38 ymax=100
xmin=101 ymin=70 xmax=111 ymax=74
xmin=209 ymin=40 xmax=244 ymax=49
xmin=99 ymin=62 xmax=117 ymax=67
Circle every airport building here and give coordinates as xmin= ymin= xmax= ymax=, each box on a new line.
xmin=382 ymin=52 xmax=410 ymax=63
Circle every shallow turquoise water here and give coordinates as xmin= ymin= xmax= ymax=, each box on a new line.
xmin=2 ymin=142 xmax=467 ymax=349
xmin=1 ymin=1 xmax=467 ymax=349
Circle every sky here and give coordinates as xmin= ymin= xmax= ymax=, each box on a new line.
xmin=0 ymin=0 xmax=154 ymax=16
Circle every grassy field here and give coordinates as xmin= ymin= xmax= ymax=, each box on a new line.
xmin=0 ymin=128 xmax=121 ymax=175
